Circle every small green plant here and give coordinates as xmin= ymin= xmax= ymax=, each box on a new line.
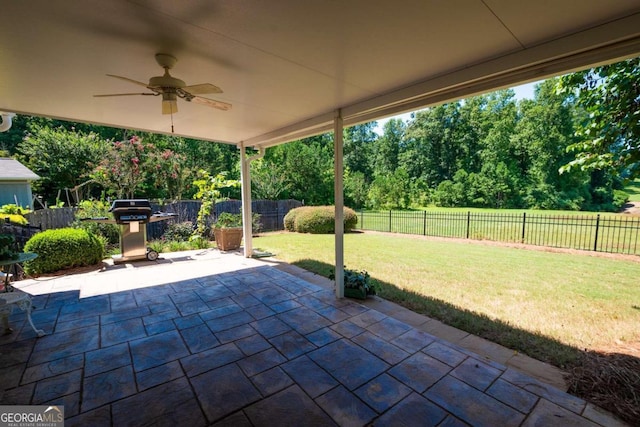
xmin=23 ymin=228 xmax=104 ymax=275
xmin=192 ymin=170 xmax=240 ymax=239
xmin=73 ymin=200 xmax=120 ymax=245
xmin=148 ymin=239 xmax=165 ymax=254
xmin=189 ymin=235 xmax=210 ymax=249
xmin=0 ymin=204 xmax=30 ymax=225
xmin=168 ymin=240 xmax=191 ymax=252
xmin=162 ymin=221 xmax=194 ymax=242
xmin=215 ymin=212 xmax=243 ymax=228
xmin=0 ymin=234 xmax=19 ymax=261
xmin=0 ymin=214 xmax=28 ymax=226
xmin=0 ymin=204 xmax=30 ymax=216
xmin=330 ymin=267 xmax=377 ymax=297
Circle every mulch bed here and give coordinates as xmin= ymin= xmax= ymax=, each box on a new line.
xmin=567 ymin=351 xmax=640 ymax=425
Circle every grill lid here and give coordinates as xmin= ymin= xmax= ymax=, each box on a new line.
xmin=109 ymin=199 xmax=152 ymax=224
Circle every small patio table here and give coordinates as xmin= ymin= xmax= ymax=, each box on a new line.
xmin=0 ymin=253 xmax=45 ymax=336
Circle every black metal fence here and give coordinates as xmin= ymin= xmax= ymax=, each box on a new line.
xmin=357 ymin=210 xmax=640 ymax=255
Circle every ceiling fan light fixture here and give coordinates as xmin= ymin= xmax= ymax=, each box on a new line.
xmin=162 ymin=92 xmax=178 ymax=114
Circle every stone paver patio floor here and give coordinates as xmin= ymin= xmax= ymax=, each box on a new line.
xmin=0 ymin=250 xmax=625 ymax=426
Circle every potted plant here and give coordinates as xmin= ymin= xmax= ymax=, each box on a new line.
xmin=213 ymin=212 xmax=243 ymax=251
xmin=0 ymin=234 xmax=18 ymax=261
xmin=330 ymin=267 xmax=377 ymax=300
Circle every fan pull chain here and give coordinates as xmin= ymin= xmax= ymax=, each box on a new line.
xmin=170 ymin=105 xmax=175 ymax=133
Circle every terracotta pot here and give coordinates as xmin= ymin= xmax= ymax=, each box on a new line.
xmin=213 ymin=227 xmax=243 ymax=251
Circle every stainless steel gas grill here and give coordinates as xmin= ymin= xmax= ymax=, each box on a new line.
xmin=83 ymin=199 xmax=176 ymax=264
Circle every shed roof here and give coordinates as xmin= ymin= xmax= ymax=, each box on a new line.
xmin=0 ymin=158 xmax=40 ymax=181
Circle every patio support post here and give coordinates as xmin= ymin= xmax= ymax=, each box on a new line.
xmin=239 ymin=143 xmax=265 ymax=258
xmin=334 ymin=109 xmax=344 ymax=298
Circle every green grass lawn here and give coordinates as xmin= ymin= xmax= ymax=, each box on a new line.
xmin=625 ymin=179 xmax=640 ymax=202
xmin=254 ymin=231 xmax=640 ymax=368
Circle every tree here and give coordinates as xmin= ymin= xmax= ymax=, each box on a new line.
xmin=17 ymin=123 xmax=107 ymax=204
xmin=558 ymin=57 xmax=640 ymax=180
xmin=250 ymin=158 xmax=290 ymax=200
xmin=514 ymin=79 xmax=589 ymax=209
xmin=90 ymin=135 xmax=186 ymax=199
xmin=343 ymin=122 xmax=377 ymax=179
xmin=191 ymin=170 xmax=240 ymax=240
xmin=372 ymin=119 xmax=404 ymax=177
xmin=147 ymin=148 xmax=189 ymax=200
xmin=367 ymin=168 xmax=411 ymax=210
xmin=403 ymin=103 xmax=462 ymax=186
xmin=262 ymin=135 xmax=334 ymax=205
xmin=344 ymin=170 xmax=369 ymax=209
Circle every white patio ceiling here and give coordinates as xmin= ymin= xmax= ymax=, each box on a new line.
xmin=1 ymin=1 xmax=640 ymax=149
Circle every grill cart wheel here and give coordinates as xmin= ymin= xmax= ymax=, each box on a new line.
xmin=146 ymin=249 xmax=159 ymax=261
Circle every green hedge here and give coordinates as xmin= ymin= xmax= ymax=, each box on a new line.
xmin=23 ymin=228 xmax=104 ymax=275
xmin=284 ymin=206 xmax=357 ymax=234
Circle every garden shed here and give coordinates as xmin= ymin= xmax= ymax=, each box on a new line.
xmin=0 ymin=158 xmax=40 ymax=209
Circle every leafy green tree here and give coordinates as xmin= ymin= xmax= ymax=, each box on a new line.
xmin=367 ymin=168 xmax=411 ymax=210
xmin=263 ymin=135 xmax=334 ymax=205
xmin=558 ymin=57 xmax=640 ymax=179
xmin=403 ymin=103 xmax=462 ymax=185
xmin=90 ymin=135 xmax=186 ymax=199
xmin=343 ymin=122 xmax=377 ymax=179
xmin=17 ymin=123 xmax=107 ymax=204
xmin=372 ymin=119 xmax=404 ymax=177
xmin=191 ymin=170 xmax=240 ymax=240
xmin=344 ymin=170 xmax=369 ymax=209
xmin=250 ymin=158 xmax=290 ymax=199
xmin=514 ymin=79 xmax=589 ymax=209
xmin=147 ymin=148 xmax=188 ymax=200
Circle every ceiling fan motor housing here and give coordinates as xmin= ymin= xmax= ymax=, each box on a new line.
xmin=149 ymin=73 xmax=186 ymax=89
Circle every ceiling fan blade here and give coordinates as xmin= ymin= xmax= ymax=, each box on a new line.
xmin=182 ymin=83 xmax=223 ymax=94
xmin=94 ymin=93 xmax=156 ymax=97
xmin=106 ymin=74 xmax=151 ymax=88
xmin=190 ymin=96 xmax=232 ymax=111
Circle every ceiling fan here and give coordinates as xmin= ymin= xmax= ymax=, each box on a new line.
xmin=94 ymin=53 xmax=232 ymax=115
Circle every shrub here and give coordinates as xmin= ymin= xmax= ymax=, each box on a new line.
xmin=0 ymin=234 xmax=18 ymax=260
xmin=613 ymin=190 xmax=629 ymax=211
xmin=23 ymin=228 xmax=104 ymax=275
xmin=0 ymin=204 xmax=30 ymax=216
xmin=285 ymin=206 xmax=357 ymax=234
xmin=0 ymin=214 xmax=28 ymax=226
xmin=148 ymin=239 xmax=165 ymax=254
xmin=168 ymin=240 xmax=191 ymax=252
xmin=72 ymin=200 xmax=120 ymax=245
xmin=330 ymin=267 xmax=378 ymax=295
xmin=162 ymin=221 xmax=194 ymax=242
xmin=283 ymin=208 xmax=300 ymax=232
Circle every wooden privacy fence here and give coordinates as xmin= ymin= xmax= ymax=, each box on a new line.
xmin=214 ymin=199 xmax=303 ymax=231
xmin=357 ymin=210 xmax=640 ymax=255
xmin=7 ymin=201 xmax=301 ymax=242
xmin=25 ymin=207 xmax=76 ymax=230
xmin=147 ymin=199 xmax=303 ymax=239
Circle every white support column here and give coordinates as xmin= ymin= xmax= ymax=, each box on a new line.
xmin=334 ymin=110 xmax=344 ymax=298
xmin=239 ymin=144 xmax=266 ymax=258
xmin=239 ymin=143 xmax=253 ymax=258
